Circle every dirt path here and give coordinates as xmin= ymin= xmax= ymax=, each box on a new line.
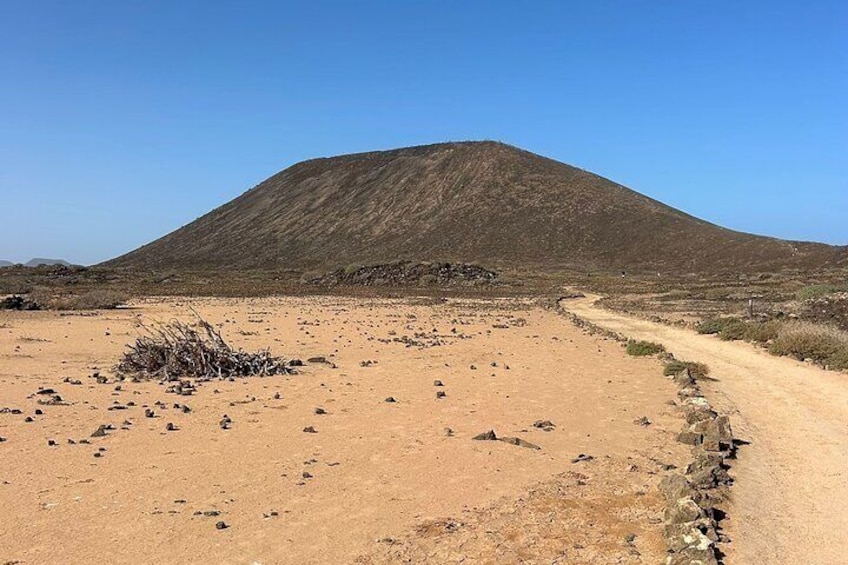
xmin=562 ymin=295 xmax=848 ymax=565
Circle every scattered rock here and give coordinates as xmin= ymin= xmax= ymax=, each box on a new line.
xmin=435 ymin=391 xmax=446 ymax=399
xmin=472 ymin=430 xmax=497 ymax=441
xmin=215 ymin=521 xmax=228 ymax=530
xmin=571 ymin=454 xmax=594 ymax=463
xmin=499 ymin=436 xmax=541 ymax=450
xmin=303 ymin=426 xmax=317 ymax=433
xmin=314 ymin=407 xmax=327 ymax=415
xmin=384 ymin=397 xmax=396 ymax=403
xmin=532 ymin=420 xmax=555 ymax=431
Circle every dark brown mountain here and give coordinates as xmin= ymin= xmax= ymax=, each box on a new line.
xmin=104 ymin=141 xmax=847 ymax=273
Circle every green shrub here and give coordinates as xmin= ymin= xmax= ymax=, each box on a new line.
xmin=626 ymin=340 xmax=665 ymax=356
xmin=663 ymin=360 xmax=710 ymax=379
xmin=717 ymin=318 xmax=748 ymax=341
xmin=769 ymin=322 xmax=848 ymax=368
xmin=697 ymin=318 xmax=732 ymax=335
xmin=743 ymin=319 xmax=784 ymax=343
xmin=696 ymin=317 xmax=746 ymax=340
xmin=796 ymin=284 xmax=841 ymax=301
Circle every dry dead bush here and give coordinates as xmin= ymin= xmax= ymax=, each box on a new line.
xmin=117 ymin=317 xmax=293 ymax=380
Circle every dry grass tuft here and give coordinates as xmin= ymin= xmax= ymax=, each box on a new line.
xmin=663 ymin=360 xmax=710 ymax=379
xmin=27 ymin=289 xmax=128 ymax=310
xmin=769 ymin=321 xmax=848 ymax=370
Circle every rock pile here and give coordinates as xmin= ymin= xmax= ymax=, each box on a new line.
xmin=0 ymin=295 xmax=41 ymax=310
xmin=802 ymin=291 xmax=848 ymax=331
xmin=302 ymin=261 xmax=498 ymax=287
xmin=557 ymin=301 xmax=735 ymax=565
xmin=660 ymin=366 xmax=735 ymax=565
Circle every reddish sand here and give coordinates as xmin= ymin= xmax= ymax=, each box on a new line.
xmin=0 ymin=296 xmax=687 ymax=564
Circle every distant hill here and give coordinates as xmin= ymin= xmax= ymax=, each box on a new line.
xmin=103 ymin=141 xmax=847 ymax=273
xmin=0 ymin=260 xmax=13 ymax=267
xmin=24 ymin=258 xmax=71 ymax=267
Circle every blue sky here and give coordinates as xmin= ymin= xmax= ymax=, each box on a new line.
xmin=1 ymin=1 xmax=845 ymax=265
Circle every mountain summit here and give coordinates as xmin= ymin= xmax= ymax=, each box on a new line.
xmin=104 ymin=141 xmax=845 ymax=272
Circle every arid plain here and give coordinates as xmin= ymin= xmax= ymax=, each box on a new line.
xmin=0 ymin=296 xmax=689 ymax=564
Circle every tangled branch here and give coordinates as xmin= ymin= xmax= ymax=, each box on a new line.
xmin=117 ymin=316 xmax=292 ymax=380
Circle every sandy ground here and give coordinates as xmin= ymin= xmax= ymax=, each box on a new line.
xmin=563 ymin=294 xmax=848 ymax=565
xmin=0 ymin=296 xmax=688 ymax=565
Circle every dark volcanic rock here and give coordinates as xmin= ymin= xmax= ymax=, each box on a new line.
xmin=499 ymin=436 xmax=541 ymax=450
xmin=303 ymin=261 xmax=498 ymax=287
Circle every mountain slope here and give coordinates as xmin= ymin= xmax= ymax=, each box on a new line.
xmin=104 ymin=141 xmax=846 ymax=272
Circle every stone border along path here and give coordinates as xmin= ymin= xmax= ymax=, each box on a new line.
xmin=556 ymin=301 xmax=734 ymax=565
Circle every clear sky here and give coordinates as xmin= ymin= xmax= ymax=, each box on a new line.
xmin=1 ymin=1 xmax=845 ymax=265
